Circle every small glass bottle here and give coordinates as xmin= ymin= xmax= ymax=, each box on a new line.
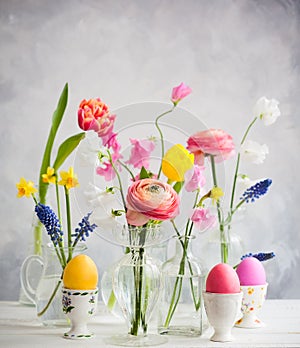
xmin=158 ymin=235 xmax=206 ymax=336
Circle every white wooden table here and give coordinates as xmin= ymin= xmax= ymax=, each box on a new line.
xmin=0 ymin=300 xmax=299 ymax=347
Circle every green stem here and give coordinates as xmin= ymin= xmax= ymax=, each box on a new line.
xmin=37 ymin=278 xmax=62 ymax=317
xmin=64 ymin=187 xmax=72 ymax=262
xmin=33 ymin=221 xmax=43 ymax=256
xmin=229 ymin=117 xmax=258 ymax=213
xmin=117 ymin=160 xmax=135 ymax=181
xmin=55 ymin=179 xmax=62 ymax=226
xmin=108 ymin=152 xmax=127 ymax=212
xmin=210 ymin=155 xmax=227 ymax=263
xmin=155 ymin=106 xmax=176 ymax=179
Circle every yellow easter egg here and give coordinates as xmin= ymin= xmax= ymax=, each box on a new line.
xmin=63 ymin=254 xmax=98 ymax=290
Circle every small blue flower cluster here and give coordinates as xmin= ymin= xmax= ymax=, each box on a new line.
xmin=73 ymin=212 xmax=97 ymax=243
xmin=241 ymin=178 xmax=272 ymax=203
xmin=35 ymin=203 xmax=63 ymax=245
xmin=241 ymin=252 xmax=275 ymax=262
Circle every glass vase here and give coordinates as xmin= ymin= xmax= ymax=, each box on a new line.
xmin=20 ymin=243 xmax=86 ymax=326
xmin=199 ymin=228 xmax=244 ymax=271
xmin=104 ymin=224 xmax=167 ymax=347
xmin=157 ymin=235 xmax=207 ymax=336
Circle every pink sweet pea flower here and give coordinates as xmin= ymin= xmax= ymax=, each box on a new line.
xmin=171 ymin=83 xmax=192 ymax=105
xmin=184 ymin=165 xmax=206 ymax=192
xmin=78 ymin=98 xmax=116 ymax=138
xmin=191 ymin=207 xmax=216 ymax=232
xmin=127 ymin=138 xmax=155 ymax=169
xmin=96 ymin=152 xmax=122 ymax=181
xmin=187 ymin=129 xmax=235 ymax=165
xmin=102 ymin=132 xmax=121 ymax=153
xmin=126 ymin=179 xmax=180 ymax=226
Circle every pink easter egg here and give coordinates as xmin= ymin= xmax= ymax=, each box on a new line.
xmin=236 ymin=257 xmax=266 ymax=286
xmin=206 ymin=263 xmax=240 ymax=294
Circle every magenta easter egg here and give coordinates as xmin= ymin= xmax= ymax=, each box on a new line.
xmin=206 ymin=263 xmax=240 ymax=294
xmin=236 ymin=257 xmax=266 ymax=286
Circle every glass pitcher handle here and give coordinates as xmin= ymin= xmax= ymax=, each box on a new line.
xmin=20 ymin=255 xmax=44 ymax=305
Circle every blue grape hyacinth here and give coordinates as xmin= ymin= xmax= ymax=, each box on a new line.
xmin=72 ymin=212 xmax=97 ymax=244
xmin=241 ymin=252 xmax=276 ymax=262
xmin=35 ymin=203 xmax=63 ymax=245
xmin=241 ymin=178 xmax=272 ymax=203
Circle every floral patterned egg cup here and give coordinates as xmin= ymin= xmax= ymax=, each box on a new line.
xmin=235 ymin=284 xmax=268 ymax=328
xmin=62 ymin=287 xmax=98 ymax=339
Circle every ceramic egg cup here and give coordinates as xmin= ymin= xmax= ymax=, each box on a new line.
xmin=203 ymin=291 xmax=243 ymax=342
xmin=235 ymin=283 xmax=268 ymax=329
xmin=62 ymin=287 xmax=98 ymax=339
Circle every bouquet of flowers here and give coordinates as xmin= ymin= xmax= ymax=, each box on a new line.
xmin=77 ymin=83 xmax=224 ymax=336
xmin=186 ymin=97 xmax=280 ymax=263
xmin=16 ymin=84 xmax=96 ymax=316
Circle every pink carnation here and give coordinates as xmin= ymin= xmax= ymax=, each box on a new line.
xmin=127 ymin=138 xmax=155 ymax=169
xmin=191 ymin=208 xmax=216 ymax=232
xmin=126 ymin=179 xmax=180 ymax=226
xmin=184 ymin=165 xmax=206 ymax=192
xmin=171 ymin=82 xmax=192 ymax=105
xmin=187 ymin=129 xmax=235 ymax=165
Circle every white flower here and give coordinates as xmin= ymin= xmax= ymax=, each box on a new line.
xmin=240 ymin=140 xmax=269 ymax=164
xmin=84 ymin=183 xmax=120 ymax=211
xmin=253 ymin=97 xmax=281 ymax=126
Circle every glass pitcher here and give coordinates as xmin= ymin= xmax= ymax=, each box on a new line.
xmin=20 ymin=243 xmax=86 ymax=326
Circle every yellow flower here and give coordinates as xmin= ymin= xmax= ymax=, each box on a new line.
xmin=162 ymin=144 xmax=194 ymax=182
xmin=16 ymin=177 xmax=37 ymax=198
xmin=42 ymin=167 xmax=56 ymax=184
xmin=58 ymin=167 xmax=79 ymax=190
xmin=210 ymin=187 xmax=224 ymax=204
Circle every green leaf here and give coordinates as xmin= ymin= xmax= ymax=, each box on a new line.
xmin=139 ymin=166 xmax=150 ymax=179
xmin=38 ymin=83 xmax=68 ymax=204
xmin=173 ymin=181 xmax=184 ymax=194
xmin=53 ymin=132 xmax=85 ymax=171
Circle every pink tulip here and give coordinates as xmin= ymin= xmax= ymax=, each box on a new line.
xmin=127 ymin=138 xmax=155 ymax=169
xmin=187 ymin=129 xmax=235 ymax=165
xmin=184 ymin=165 xmax=206 ymax=192
xmin=126 ymin=179 xmax=180 ymax=226
xmin=171 ymin=83 xmax=192 ymax=105
xmin=191 ymin=207 xmax=216 ymax=232
xmin=78 ymin=98 xmax=116 ymax=138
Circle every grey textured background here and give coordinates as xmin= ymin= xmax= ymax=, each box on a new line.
xmin=1 ymin=0 xmax=299 ymax=300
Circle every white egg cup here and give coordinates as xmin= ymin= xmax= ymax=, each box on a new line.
xmin=62 ymin=287 xmax=98 ymax=339
xmin=235 ymin=283 xmax=268 ymax=328
xmin=203 ymin=291 xmax=243 ymax=342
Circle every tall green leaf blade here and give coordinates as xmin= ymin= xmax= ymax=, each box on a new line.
xmin=53 ymin=132 xmax=85 ymax=171
xmin=38 ymin=83 xmax=68 ymax=203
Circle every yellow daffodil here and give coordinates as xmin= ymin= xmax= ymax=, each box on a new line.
xmin=58 ymin=167 xmax=79 ymax=190
xmin=16 ymin=177 xmax=37 ymax=198
xmin=162 ymin=144 xmax=194 ymax=182
xmin=42 ymin=167 xmax=56 ymax=184
xmin=210 ymin=187 xmax=224 ymax=204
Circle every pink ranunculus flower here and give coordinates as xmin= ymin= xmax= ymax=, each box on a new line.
xmin=184 ymin=165 xmax=206 ymax=192
xmin=126 ymin=179 xmax=180 ymax=226
xmin=191 ymin=207 xmax=216 ymax=232
xmin=171 ymin=82 xmax=192 ymax=105
xmin=78 ymin=98 xmax=116 ymax=137
xmin=127 ymin=138 xmax=155 ymax=169
xmin=187 ymin=129 xmax=235 ymax=165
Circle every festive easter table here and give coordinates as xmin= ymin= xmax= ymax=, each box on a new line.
xmin=0 ymin=300 xmax=299 ymax=347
